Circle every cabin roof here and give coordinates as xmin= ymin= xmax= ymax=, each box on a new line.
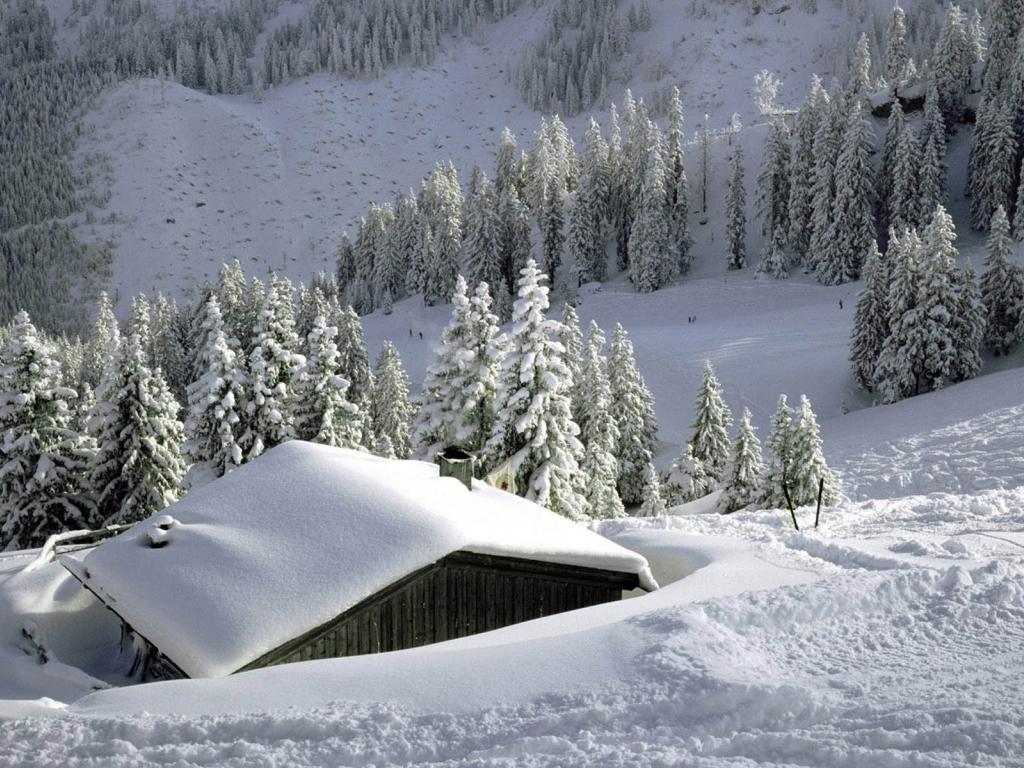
xmin=65 ymin=442 xmax=655 ymax=678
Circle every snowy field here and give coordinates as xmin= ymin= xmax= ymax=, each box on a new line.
xmin=2 ymin=355 xmax=1023 ymax=766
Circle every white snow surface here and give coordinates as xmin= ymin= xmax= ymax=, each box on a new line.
xmin=65 ymin=441 xmax=655 ymax=678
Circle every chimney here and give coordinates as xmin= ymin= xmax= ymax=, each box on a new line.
xmin=436 ymin=446 xmax=475 ymax=491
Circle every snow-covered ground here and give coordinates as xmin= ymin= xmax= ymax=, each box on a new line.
xmin=2 ymin=357 xmax=1023 ymax=766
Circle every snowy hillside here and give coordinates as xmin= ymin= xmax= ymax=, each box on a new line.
xmin=73 ymin=0 xmax=905 ymax=306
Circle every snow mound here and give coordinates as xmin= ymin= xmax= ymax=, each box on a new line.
xmin=67 ymin=441 xmax=655 ymax=678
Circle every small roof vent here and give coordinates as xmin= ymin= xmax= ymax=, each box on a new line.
xmin=436 ymin=446 xmax=475 ymax=491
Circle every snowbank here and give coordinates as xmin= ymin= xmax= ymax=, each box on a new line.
xmin=67 ymin=442 xmax=655 ymax=678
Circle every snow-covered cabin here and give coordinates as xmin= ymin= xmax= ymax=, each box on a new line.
xmin=61 ymin=442 xmax=656 ymax=680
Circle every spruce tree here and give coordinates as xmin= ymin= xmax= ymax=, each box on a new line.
xmin=918 ymin=87 xmax=948 ymax=221
xmin=690 ymin=360 xmax=732 ymax=483
xmin=789 ymin=395 xmax=839 ymax=506
xmin=878 ymin=98 xmax=905 ymax=231
xmin=981 ymin=206 xmax=1024 ymax=353
xmin=336 ymin=305 xmax=373 ymax=409
xmin=716 ymin=408 xmax=764 ymax=515
xmin=875 ymin=228 xmax=925 ymax=403
xmin=370 ymin=342 xmax=414 ymax=459
xmin=464 ymin=170 xmax=503 ymax=292
xmin=569 ymin=120 xmax=608 ymax=285
xmin=819 ymin=102 xmax=875 ymax=285
xmin=414 ymin=278 xmax=502 ymax=460
xmin=756 ymin=120 xmax=791 ymax=272
xmin=972 ymin=102 xmax=1017 ymax=231
xmin=485 ymin=261 xmax=588 ymax=519
xmin=889 ymin=120 xmax=922 ymax=232
xmin=241 ymin=276 xmax=303 ymax=460
xmin=807 ymin=94 xmax=845 ymax=275
xmin=915 ymin=206 xmax=962 ymax=391
xmin=88 ymin=334 xmax=186 ymax=524
xmin=497 ymin=185 xmax=533 ymax=305
xmin=80 ymin=292 xmax=120 ymax=390
xmin=578 ymin=321 xmax=624 ymax=519
xmin=885 ymin=3 xmax=909 ymax=85
xmin=540 ymin=177 xmax=565 ymax=284
xmin=184 ymin=297 xmax=246 ymax=481
xmin=629 ymin=145 xmax=672 ymax=292
xmin=292 ymin=314 xmax=362 ymax=450
xmin=560 ymin=303 xmax=584 ymax=426
xmin=932 ymin=4 xmax=971 ymax=126
xmin=608 ymin=323 xmax=658 ymax=505
xmin=760 ymin=394 xmax=794 ymax=509
xmin=151 ymin=294 xmax=189 ymax=404
xmin=638 ymin=462 xmax=667 ymax=517
xmin=0 ymin=313 xmax=94 ymax=549
xmin=726 ymin=146 xmax=747 ymax=270
xmin=665 ymin=86 xmax=692 ymax=275
xmin=850 ymin=241 xmax=889 ymax=390
xmin=662 ymin=442 xmax=711 ymax=506
xmin=788 ymin=76 xmax=827 ymax=263
xmin=950 ymin=263 xmax=986 ymax=383
xmin=424 ymin=161 xmax=463 ymax=306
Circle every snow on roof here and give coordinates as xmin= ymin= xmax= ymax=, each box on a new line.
xmin=66 ymin=441 xmax=655 ymax=678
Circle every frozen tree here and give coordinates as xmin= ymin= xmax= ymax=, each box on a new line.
xmin=424 ymin=161 xmax=463 ymax=306
xmin=485 ymin=261 xmax=587 ymax=519
xmin=807 ymin=94 xmax=845 ymax=275
xmin=788 ymin=76 xmax=827 ymax=262
xmin=918 ymin=87 xmax=948 ymax=220
xmin=88 ymin=334 xmax=186 ymax=524
xmin=850 ymin=241 xmax=889 ymax=391
xmin=662 ymin=442 xmax=711 ymax=507
xmin=638 ymin=462 xmax=666 ymax=517
xmin=760 ymin=394 xmax=794 ymax=509
xmin=608 ymin=323 xmax=658 ymax=505
xmin=241 ymin=276 xmax=303 ymax=460
xmin=629 ymin=145 xmax=672 ymax=292
xmin=756 ymin=120 xmax=791 ymax=273
xmin=570 ymin=120 xmax=609 ymax=284
xmin=970 ymin=101 xmax=1017 ymax=231
xmin=414 ymin=278 xmax=502 ymax=459
xmin=716 ymin=408 xmax=763 ymax=515
xmin=915 ymin=206 xmax=964 ymax=391
xmin=464 ymin=170 xmax=503 ymax=291
xmin=559 ymin=303 xmax=584 ymax=426
xmin=981 ymin=206 xmax=1024 ymax=353
xmin=847 ymin=33 xmax=873 ymax=105
xmin=0 ymin=312 xmax=94 ymax=550
xmin=665 ymin=87 xmax=692 ymax=275
xmin=968 ymin=9 xmax=985 ymax=64
xmin=878 ymin=98 xmax=905 ymax=231
xmin=183 ymin=297 xmax=246 ymax=482
xmin=889 ymin=119 xmax=922 ymax=232
xmin=292 ymin=314 xmax=362 ymax=450
xmin=151 ymin=294 xmax=189 ymax=404
xmin=885 ymin=3 xmax=909 ymax=84
xmin=336 ymin=305 xmax=373 ymax=409
xmin=495 ymin=127 xmax=522 ymax=197
xmin=690 ymin=361 xmax=732 ymax=483
xmin=129 ymin=294 xmax=152 ymax=365
xmin=371 ymin=342 xmax=414 ymax=459
xmin=950 ymin=263 xmax=986 ymax=382
xmin=932 ymin=4 xmax=971 ymax=126
xmin=818 ymin=103 xmax=875 ymax=285
xmin=874 ymin=228 xmax=923 ymax=402
xmin=497 ymin=185 xmax=533 ymax=306
xmin=80 ymin=292 xmax=120 ymax=389
xmin=578 ymin=321 xmax=624 ymax=519
xmin=789 ymin=395 xmax=839 ymax=506
xmin=726 ymin=146 xmax=747 ymax=270
xmin=540 ymin=177 xmax=565 ymax=283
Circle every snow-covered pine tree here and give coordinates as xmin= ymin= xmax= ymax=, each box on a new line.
xmin=726 ymin=146 xmax=747 ymax=270
xmin=151 ymin=294 xmax=190 ymax=404
xmin=629 ymin=144 xmax=672 ymax=292
xmin=540 ymin=176 xmax=565 ymax=284
xmin=690 ymin=360 xmax=732 ymax=483
xmin=183 ymin=296 xmax=246 ymax=482
xmin=638 ymin=462 xmax=666 ymax=517
xmin=950 ymin=263 xmax=985 ymax=383
xmin=129 ymin=294 xmax=152 ymax=365
xmin=971 ymin=101 xmax=1017 ymax=231
xmin=981 ymin=206 xmax=1024 ymax=353
xmin=370 ymin=341 xmax=413 ymax=460
xmin=889 ymin=118 xmax=922 ymax=232
xmin=1013 ymin=164 xmax=1024 ymax=241
xmin=789 ymin=395 xmax=839 ymax=506
xmin=788 ymin=76 xmax=827 ymax=263
xmin=914 ymin=205 xmax=962 ymax=392
xmin=847 ymin=33 xmax=873 ymax=106
xmin=981 ymin=0 xmax=1023 ymax=98
xmin=850 ymin=241 xmax=890 ymax=390
xmin=578 ymin=321 xmax=624 ymax=519
xmin=497 ymin=185 xmax=533 ymax=305
xmin=0 ymin=312 xmax=94 ymax=550
xmin=759 ymin=394 xmax=794 ymax=509
xmin=917 ymin=87 xmax=948 ymax=221
xmin=88 ymin=333 xmax=186 ymax=524
xmin=292 ymin=314 xmax=362 ymax=449
xmin=464 ymin=169 xmax=503 ymax=292
xmin=608 ymin=322 xmax=658 ymax=505
xmin=807 ymin=92 xmax=845 ymax=275
xmin=665 ymin=86 xmax=692 ymax=276
xmin=336 ymin=304 xmax=373 ymax=409
xmin=495 ymin=127 xmax=522 ymax=197
xmin=716 ymin=407 xmax=764 ymax=514
xmin=756 ymin=120 xmax=791 ymax=275
xmin=424 ymin=161 xmax=463 ymax=306
xmin=878 ymin=98 xmax=905 ymax=232
xmin=484 ymin=261 xmax=588 ymax=519
xmin=818 ymin=102 xmax=875 ymax=285
xmin=560 ymin=303 xmax=584 ymax=426
xmin=662 ymin=442 xmax=711 ymax=507
xmin=932 ymin=3 xmax=971 ymax=126
xmin=241 ymin=275 xmax=303 ymax=461
xmin=80 ymin=292 xmax=120 ymax=390
xmin=885 ymin=3 xmax=909 ymax=85
xmin=570 ymin=119 xmax=608 ymax=285
xmin=874 ymin=228 xmax=924 ymax=403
